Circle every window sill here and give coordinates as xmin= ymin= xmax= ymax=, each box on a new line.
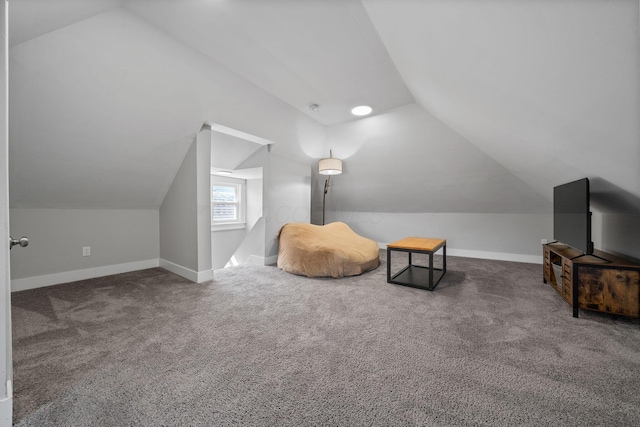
xmin=212 ymin=223 xmax=246 ymax=231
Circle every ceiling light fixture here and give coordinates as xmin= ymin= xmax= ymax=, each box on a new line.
xmin=217 ymin=171 xmax=233 ymax=175
xmin=351 ymin=105 xmax=372 ymax=116
xmin=308 ymin=103 xmax=320 ymax=112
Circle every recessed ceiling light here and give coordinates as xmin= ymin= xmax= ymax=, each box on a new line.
xmin=217 ymin=171 xmax=232 ymax=175
xmin=351 ymin=105 xmax=372 ymax=116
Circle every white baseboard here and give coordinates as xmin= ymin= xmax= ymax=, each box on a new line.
xmin=0 ymin=390 xmax=11 ymax=427
xmin=0 ymin=380 xmax=11 ymax=427
xmin=377 ymin=242 xmax=542 ymax=264
xmin=197 ymin=269 xmax=213 ymax=283
xmin=158 ymin=259 xmax=212 ymax=283
xmin=11 ymin=259 xmax=160 ymax=293
xmin=446 ymin=248 xmax=542 ymax=264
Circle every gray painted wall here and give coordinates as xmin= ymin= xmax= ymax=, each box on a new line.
xmin=196 ymin=129 xmax=212 ymax=274
xmin=312 ymin=104 xmax=553 ymax=263
xmin=316 ymin=187 xmax=640 ymax=264
xmin=592 ymin=212 xmax=640 ymax=263
xmin=159 ymin=139 xmax=198 ymax=271
xmin=160 ymin=127 xmax=212 ymax=282
xmin=314 ymin=102 xmax=639 ymax=264
xmin=210 ymin=174 xmax=264 ymax=270
xmin=327 ymin=211 xmax=550 ymax=263
xmin=590 ymin=178 xmax=640 ymax=262
xmin=211 ymin=175 xmax=247 ymax=270
xmin=265 ymin=153 xmax=311 ymax=259
xmin=159 ymin=127 xmax=212 ymax=280
xmin=246 ymin=178 xmax=263 ymax=230
xmin=9 ymin=6 xmax=328 ymax=210
xmin=1 ymin=4 xmax=11 ymax=420
xmin=226 ymin=176 xmax=265 ymax=267
xmin=9 ymin=209 xmax=159 ymax=280
xmin=230 ymin=217 xmax=266 ymax=266
xmin=322 ymin=104 xmax=549 ymax=215
xmin=216 ymin=175 xmax=269 ymax=268
xmin=210 ymin=152 xmax=310 ymax=267
xmin=212 ymin=229 xmax=246 ymax=269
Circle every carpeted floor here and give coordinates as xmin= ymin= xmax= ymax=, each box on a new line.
xmin=11 ymin=251 xmax=640 ymax=426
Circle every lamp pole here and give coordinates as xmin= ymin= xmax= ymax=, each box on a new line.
xmin=319 ymin=149 xmax=341 ymax=226
xmin=322 ymin=176 xmax=331 ymax=225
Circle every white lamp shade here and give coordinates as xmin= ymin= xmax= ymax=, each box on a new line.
xmin=319 ymin=157 xmax=342 ymax=175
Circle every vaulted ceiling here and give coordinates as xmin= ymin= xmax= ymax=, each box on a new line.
xmin=8 ymin=0 xmax=640 ymax=214
xmin=362 ymin=0 xmax=640 ymax=213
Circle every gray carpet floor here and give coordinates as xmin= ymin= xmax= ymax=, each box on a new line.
xmin=11 ymin=251 xmax=640 ymax=426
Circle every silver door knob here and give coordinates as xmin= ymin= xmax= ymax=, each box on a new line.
xmin=9 ymin=236 xmax=29 ymax=250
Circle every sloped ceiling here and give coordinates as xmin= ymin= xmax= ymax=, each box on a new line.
xmin=8 ymin=1 xmax=326 ymax=209
xmin=10 ymin=8 xmax=207 ymax=208
xmin=362 ymin=0 xmax=640 ymax=212
xmin=326 ymin=103 xmax=551 ymax=213
xmin=210 ymin=132 xmax=263 ymax=171
xmin=124 ymin=0 xmax=414 ymax=126
xmin=9 ymin=0 xmax=123 ymax=46
xmin=8 ymin=0 xmax=640 ymax=214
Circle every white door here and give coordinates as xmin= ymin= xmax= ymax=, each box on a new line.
xmin=0 ymin=1 xmax=12 ymax=424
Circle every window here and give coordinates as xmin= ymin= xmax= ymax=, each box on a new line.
xmin=212 ymin=184 xmax=240 ymax=222
xmin=212 ymin=177 xmax=246 ymax=230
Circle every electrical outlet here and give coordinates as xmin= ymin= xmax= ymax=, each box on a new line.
xmin=541 ymin=239 xmax=548 ymax=245
xmin=83 ymin=246 xmax=91 ymax=257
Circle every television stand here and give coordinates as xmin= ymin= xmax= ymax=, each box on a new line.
xmin=570 ymin=253 xmax=611 ymax=263
xmin=546 ymin=241 xmax=610 ymax=263
xmin=543 ymin=243 xmax=640 ymax=318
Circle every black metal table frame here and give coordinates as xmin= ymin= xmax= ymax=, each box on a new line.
xmin=387 ymin=242 xmax=446 ymax=291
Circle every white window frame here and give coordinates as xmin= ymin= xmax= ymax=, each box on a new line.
xmin=211 ymin=176 xmax=246 ymax=231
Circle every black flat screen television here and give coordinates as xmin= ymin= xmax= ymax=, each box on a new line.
xmin=553 ymin=178 xmax=593 ymax=255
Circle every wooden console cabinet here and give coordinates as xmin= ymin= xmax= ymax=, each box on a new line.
xmin=543 ymin=243 xmax=640 ymax=318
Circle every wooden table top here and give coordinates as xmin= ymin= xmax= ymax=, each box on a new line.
xmin=387 ymin=237 xmax=446 ymax=252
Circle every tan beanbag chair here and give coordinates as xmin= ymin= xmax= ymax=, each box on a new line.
xmin=277 ymin=222 xmax=380 ymax=278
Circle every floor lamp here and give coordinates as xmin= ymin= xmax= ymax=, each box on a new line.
xmin=319 ymin=150 xmax=342 ymax=225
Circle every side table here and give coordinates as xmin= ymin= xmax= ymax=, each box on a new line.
xmin=387 ymin=237 xmax=447 ymax=291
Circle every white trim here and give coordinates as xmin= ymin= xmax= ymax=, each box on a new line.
xmin=0 ymin=380 xmax=11 ymax=424
xmin=197 ymin=269 xmax=213 ymax=283
xmin=446 ymin=248 xmax=542 ymax=264
xmin=377 ymin=242 xmax=542 ymax=264
xmin=208 ymin=123 xmax=274 ymax=146
xmin=0 ymin=393 xmax=11 ymax=427
xmin=212 ymin=222 xmax=246 ymax=231
xmin=159 ymin=259 xmax=197 ymax=282
xmin=158 ymin=259 xmax=213 ymax=283
xmin=212 ymin=177 xmax=246 ymax=227
xmin=11 ymin=259 xmax=160 ymax=293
